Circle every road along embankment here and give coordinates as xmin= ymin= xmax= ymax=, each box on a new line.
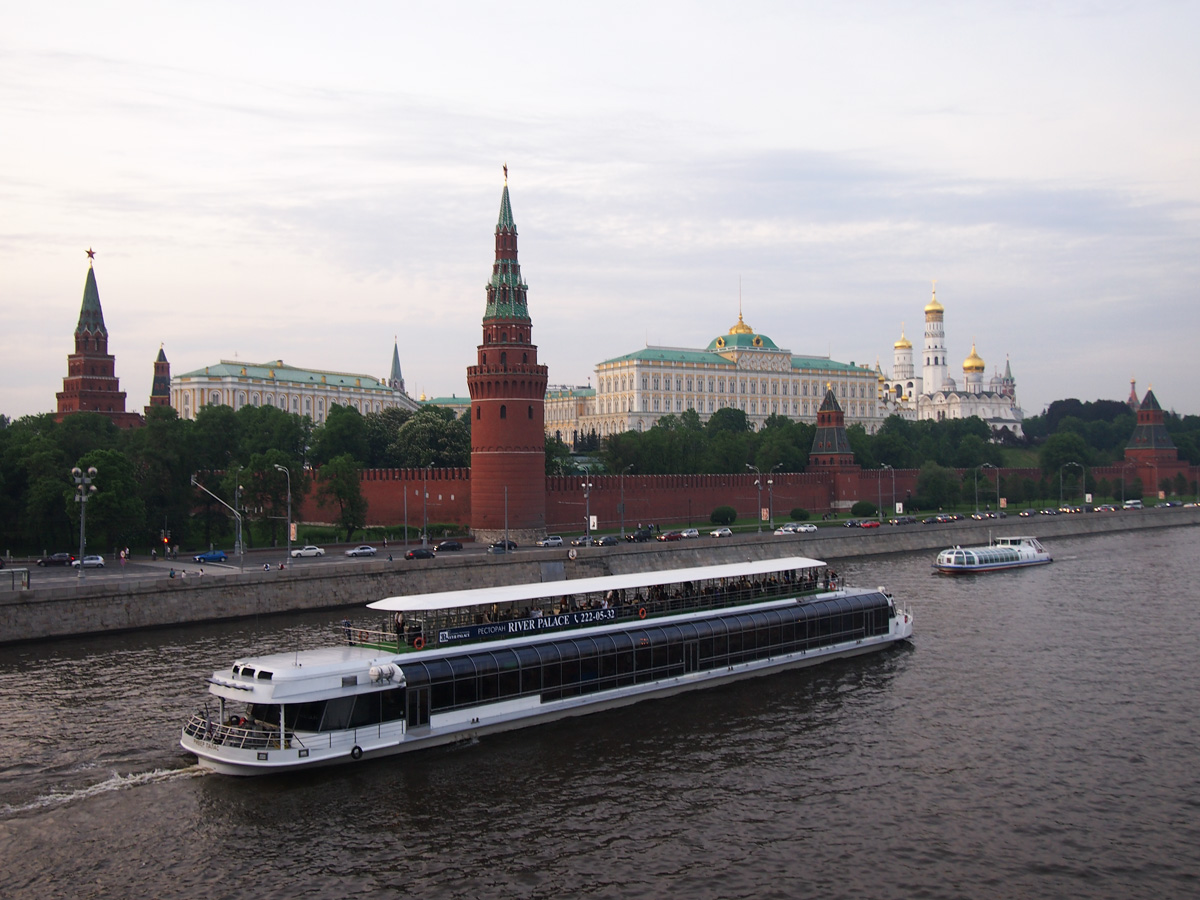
xmin=2 ymin=507 xmax=1197 ymax=645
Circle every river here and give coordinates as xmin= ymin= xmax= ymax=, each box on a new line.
xmin=1 ymin=526 xmax=1198 ymax=899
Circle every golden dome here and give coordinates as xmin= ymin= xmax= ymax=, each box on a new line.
xmin=924 ymin=286 xmax=943 ymax=316
xmin=728 ymin=311 xmax=753 ymax=335
xmin=893 ymin=325 xmax=912 ymax=349
xmin=963 ymin=342 xmax=985 ymax=373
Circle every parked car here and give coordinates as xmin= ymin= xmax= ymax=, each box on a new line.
xmin=595 ymin=535 xmax=621 ymax=546
xmin=679 ymin=528 xmax=700 ymax=539
xmin=193 ymin=549 xmax=228 ymax=563
xmin=710 ymin=527 xmax=733 ymax=538
xmin=344 ymin=545 xmax=377 ymax=557
xmin=37 ymin=552 xmax=75 ymax=567
xmin=656 ymin=531 xmax=683 ymax=542
xmin=570 ymin=535 xmax=595 ymax=547
xmin=405 ymin=548 xmax=434 ymax=560
xmin=290 ymin=545 xmax=325 ymax=558
xmin=434 ymin=540 xmax=462 ymax=552
xmin=72 ymin=555 xmax=105 ymax=568
xmin=536 ymin=536 xmax=564 ymax=548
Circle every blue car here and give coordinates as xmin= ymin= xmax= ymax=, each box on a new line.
xmin=193 ymin=549 xmax=228 ymax=563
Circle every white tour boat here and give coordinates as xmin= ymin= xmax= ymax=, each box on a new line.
xmin=933 ymin=536 xmax=1052 ymax=575
xmin=181 ymin=556 xmax=913 ymax=775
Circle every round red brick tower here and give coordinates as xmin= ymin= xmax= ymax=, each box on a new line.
xmin=467 ymin=172 xmax=549 ymax=544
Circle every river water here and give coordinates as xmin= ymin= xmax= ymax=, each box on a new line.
xmin=1 ymin=526 xmax=1198 ymax=899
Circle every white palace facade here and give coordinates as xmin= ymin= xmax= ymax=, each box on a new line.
xmin=879 ymin=286 xmax=1023 ymax=437
xmin=545 ymin=313 xmax=884 ymax=444
xmin=171 ymin=342 xmax=418 ymax=422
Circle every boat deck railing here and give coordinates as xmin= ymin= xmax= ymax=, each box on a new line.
xmin=183 ymin=712 xmax=305 ymax=751
xmin=338 ymin=575 xmax=837 ymax=653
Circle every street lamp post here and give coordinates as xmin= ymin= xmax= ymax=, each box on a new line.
xmin=747 ymin=464 xmax=763 ymax=532
xmin=619 ymin=464 xmax=633 ymax=539
xmin=981 ymin=462 xmax=999 ymax=512
xmin=581 ymin=466 xmax=593 ymax=542
xmin=190 ymin=475 xmax=244 ymax=570
xmin=72 ymin=465 xmax=97 ymax=579
xmin=422 ymin=466 xmax=430 ymax=547
xmin=233 ymin=465 xmax=244 ymax=569
xmin=882 ymin=464 xmax=895 ymax=518
xmin=273 ymin=464 xmax=291 ymax=566
xmin=1059 ymin=461 xmax=1083 ymax=508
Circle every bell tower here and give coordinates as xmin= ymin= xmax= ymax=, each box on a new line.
xmin=467 ymin=169 xmax=549 ymax=543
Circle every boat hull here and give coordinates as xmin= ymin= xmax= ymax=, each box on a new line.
xmin=183 ymin=616 xmax=912 ymax=776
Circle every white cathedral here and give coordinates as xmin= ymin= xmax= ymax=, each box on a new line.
xmin=879 ymin=285 xmax=1023 ymax=438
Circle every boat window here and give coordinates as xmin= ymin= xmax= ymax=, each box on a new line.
xmin=257 ymin=670 xmax=273 ymax=680
xmin=283 ymin=701 xmax=325 ymax=732
xmin=380 ymin=687 xmax=406 ymax=723
xmin=240 ymin=667 xmax=255 ymax=679
xmin=321 ymin=696 xmax=356 ymax=731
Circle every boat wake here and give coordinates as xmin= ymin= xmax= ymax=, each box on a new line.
xmin=0 ymin=765 xmax=209 ymax=819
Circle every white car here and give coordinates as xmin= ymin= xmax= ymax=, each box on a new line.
xmin=290 ymin=545 xmax=325 ymax=558
xmin=344 ymin=545 xmax=377 ymax=557
xmin=71 ymin=554 xmax=105 ymax=568
xmin=536 ymin=535 xmax=564 ymax=548
xmin=680 ymin=528 xmax=700 ymax=539
xmin=774 ymin=523 xmax=799 ymax=535
xmin=795 ymin=523 xmax=818 ymax=533
xmin=710 ymin=527 xmax=733 ymax=538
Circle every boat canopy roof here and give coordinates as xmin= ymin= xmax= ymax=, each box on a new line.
xmin=367 ymin=555 xmax=826 ymax=613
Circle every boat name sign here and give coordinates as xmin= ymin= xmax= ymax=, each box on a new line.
xmin=439 ymin=608 xmax=619 ymax=644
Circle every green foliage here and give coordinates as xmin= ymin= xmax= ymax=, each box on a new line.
xmin=545 ymin=436 xmax=573 ymax=476
xmin=1038 ymin=432 xmax=1091 ymax=476
xmin=310 ymin=404 xmax=368 ymax=466
xmin=316 ymin=453 xmax=369 ymax=541
xmin=850 ymin=500 xmax=878 ymax=517
xmin=789 ymin=508 xmax=810 ymax=520
xmin=388 ymin=406 xmax=470 ymax=468
xmin=710 ymin=505 xmax=737 ymax=526
xmin=916 ymin=461 xmax=960 ymax=510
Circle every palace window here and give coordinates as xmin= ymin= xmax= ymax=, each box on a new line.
xmin=686 ymin=377 xmax=693 ymax=391
xmin=500 ymin=405 xmax=507 ymax=419
xmin=675 ymin=377 xmax=682 ymax=391
xmin=642 ymin=377 xmax=648 ymax=390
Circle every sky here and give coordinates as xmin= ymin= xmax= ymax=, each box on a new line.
xmin=3 ymin=1 xmax=1199 ymax=422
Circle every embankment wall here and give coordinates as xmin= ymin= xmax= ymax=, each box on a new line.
xmin=3 ymin=507 xmax=1196 ymax=646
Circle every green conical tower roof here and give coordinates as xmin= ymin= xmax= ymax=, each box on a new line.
xmin=483 ymin=174 xmax=530 ymax=321
xmin=75 ymin=264 xmax=108 ymax=337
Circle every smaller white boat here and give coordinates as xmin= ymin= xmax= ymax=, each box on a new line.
xmin=934 ymin=536 xmax=1052 ymax=574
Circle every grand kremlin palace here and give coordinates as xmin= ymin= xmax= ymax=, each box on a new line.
xmin=171 ymin=346 xmax=417 ymax=422
xmin=544 ymin=312 xmax=884 ymax=443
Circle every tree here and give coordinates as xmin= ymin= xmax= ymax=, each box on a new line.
xmin=242 ymin=450 xmax=306 ymax=546
xmin=310 ymin=403 xmax=368 ymax=466
xmin=388 ymin=407 xmax=470 ymax=468
xmin=916 ymin=462 xmax=960 ymax=509
xmin=317 ymin=453 xmax=369 ymax=541
xmin=364 ymin=407 xmax=413 ymax=467
xmin=1038 ymin=432 xmax=1091 ymax=476
xmin=73 ymin=449 xmax=146 ymax=554
xmin=545 ymin=435 xmax=573 ymax=476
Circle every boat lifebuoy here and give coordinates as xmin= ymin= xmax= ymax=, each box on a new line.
xmin=413 ymin=636 xmax=425 ymax=650
xmin=351 ymin=745 xmax=363 ymax=760
xmin=568 ymin=548 xmax=577 ymax=560
xmin=638 ymin=607 xmax=647 ymax=619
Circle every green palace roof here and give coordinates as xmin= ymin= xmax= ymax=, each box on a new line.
xmin=177 ymin=360 xmax=394 ymax=392
xmin=597 ymin=345 xmax=872 ymax=374
xmin=421 ymin=395 xmax=471 ymax=408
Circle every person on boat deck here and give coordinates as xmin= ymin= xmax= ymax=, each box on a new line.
xmin=393 ymin=611 xmax=405 ymax=636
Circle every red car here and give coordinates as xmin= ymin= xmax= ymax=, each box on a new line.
xmin=656 ymin=531 xmax=683 ymax=542
xmin=860 ymin=520 xmax=881 ymax=528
